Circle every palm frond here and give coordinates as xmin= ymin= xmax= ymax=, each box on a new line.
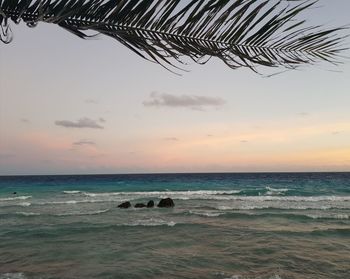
xmin=1 ymin=0 xmax=348 ymax=73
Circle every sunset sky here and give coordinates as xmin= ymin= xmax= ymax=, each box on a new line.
xmin=1 ymin=0 xmax=350 ymax=175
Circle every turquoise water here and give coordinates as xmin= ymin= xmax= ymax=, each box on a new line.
xmin=0 ymin=173 xmax=349 ymax=279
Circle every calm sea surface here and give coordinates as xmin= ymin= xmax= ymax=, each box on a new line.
xmin=0 ymin=173 xmax=349 ymax=279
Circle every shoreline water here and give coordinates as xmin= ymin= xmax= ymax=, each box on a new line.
xmin=0 ymin=173 xmax=349 ymax=279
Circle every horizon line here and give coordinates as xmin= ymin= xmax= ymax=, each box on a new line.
xmin=1 ymin=170 xmax=350 ymax=177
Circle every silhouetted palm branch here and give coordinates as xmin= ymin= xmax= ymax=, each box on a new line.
xmin=0 ymin=0 xmax=348 ymax=73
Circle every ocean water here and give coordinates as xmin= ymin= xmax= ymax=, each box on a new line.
xmin=0 ymin=172 xmax=349 ymax=279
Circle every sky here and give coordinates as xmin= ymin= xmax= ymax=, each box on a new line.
xmin=0 ymin=0 xmax=350 ymax=175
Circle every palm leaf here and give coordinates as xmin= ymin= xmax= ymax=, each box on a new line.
xmin=1 ymin=0 xmax=348 ymax=73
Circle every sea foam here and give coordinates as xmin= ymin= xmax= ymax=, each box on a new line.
xmin=128 ymin=218 xmax=176 ymax=227
xmin=79 ymin=191 xmax=350 ymax=202
xmin=55 ymin=209 xmax=110 ymax=216
xmin=15 ymin=212 xmax=40 ymax=216
xmin=0 ymin=196 xmax=32 ymax=202
xmin=0 ymin=273 xmax=27 ymax=279
xmin=63 ymin=190 xmax=82 ymax=194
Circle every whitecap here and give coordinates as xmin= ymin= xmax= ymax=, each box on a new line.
xmin=15 ymin=212 xmax=40 ymax=216
xmin=0 ymin=196 xmax=32 ymax=202
xmin=189 ymin=210 xmax=223 ymax=217
xmin=223 ymin=274 xmax=282 ymax=279
xmin=36 ymin=199 xmax=108 ymax=205
xmin=82 ymin=190 xmax=241 ymax=198
xmin=81 ymin=191 xmax=350 ymax=203
xmin=266 ymin=186 xmax=289 ymax=192
xmin=265 ymin=186 xmax=289 ymax=196
xmin=307 ymin=214 xmax=349 ymax=220
xmin=224 ymin=276 xmax=241 ymax=279
xmin=0 ymin=202 xmax=31 ymax=208
xmin=0 ymin=273 xmax=27 ymax=279
xmin=55 ymin=208 xmax=110 ymax=216
xmin=63 ymin=190 xmax=81 ymax=194
xmin=18 ymin=202 xmax=31 ymax=207
xmin=127 ymin=218 xmax=176 ymax=227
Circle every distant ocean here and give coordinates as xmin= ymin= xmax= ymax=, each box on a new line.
xmin=0 ymin=172 xmax=349 ymax=279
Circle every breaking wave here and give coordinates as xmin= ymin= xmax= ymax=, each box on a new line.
xmin=62 ymin=190 xmax=350 ymax=202
xmin=0 ymin=196 xmax=32 ymax=202
xmin=15 ymin=212 xmax=40 ymax=216
xmin=63 ymin=190 xmax=82 ymax=194
xmin=0 ymin=273 xmax=27 ymax=279
xmin=54 ymin=209 xmax=110 ymax=216
xmin=126 ymin=218 xmax=176 ymax=227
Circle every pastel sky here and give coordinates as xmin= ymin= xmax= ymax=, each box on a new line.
xmin=1 ymin=0 xmax=350 ymax=175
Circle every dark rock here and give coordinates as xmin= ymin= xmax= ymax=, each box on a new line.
xmin=157 ymin=198 xmax=175 ymax=208
xmin=118 ymin=201 xmax=131 ymax=208
xmin=13 ymin=192 xmax=17 ymax=195
xmin=147 ymin=200 xmax=154 ymax=208
xmin=134 ymin=203 xmax=146 ymax=208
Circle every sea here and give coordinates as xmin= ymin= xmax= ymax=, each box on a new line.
xmin=0 ymin=172 xmax=349 ymax=279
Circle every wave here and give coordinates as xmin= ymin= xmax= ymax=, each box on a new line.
xmin=35 ymin=199 xmax=109 ymax=205
xmin=0 ymin=202 xmax=31 ymax=208
xmin=0 ymin=273 xmax=27 ymax=279
xmin=185 ymin=209 xmax=350 ymax=221
xmin=15 ymin=212 xmax=40 ymax=216
xmin=3 ymin=209 xmax=110 ymax=218
xmin=0 ymin=196 xmax=32 ymax=202
xmin=81 ymin=190 xmax=242 ymax=198
xmin=310 ymin=228 xmax=350 ymax=236
xmin=265 ymin=186 xmax=289 ymax=196
xmin=127 ymin=218 xmax=176 ymax=227
xmin=55 ymin=209 xmax=110 ymax=216
xmin=79 ymin=190 xmax=349 ymax=201
xmin=77 ymin=190 xmax=350 ymax=202
xmin=218 ymin=195 xmax=350 ymax=202
xmin=307 ymin=213 xmax=349 ymax=220
xmin=188 ymin=210 xmax=224 ymax=217
xmin=216 ymin=204 xmax=350 ymax=210
xmin=218 ymin=273 xmax=283 ymax=279
xmin=63 ymin=190 xmax=82 ymax=194
xmin=30 ymin=195 xmax=350 ymax=209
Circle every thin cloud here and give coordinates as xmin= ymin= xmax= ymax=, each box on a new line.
xmin=143 ymin=92 xmax=226 ymax=110
xmin=297 ymin=112 xmax=310 ymax=117
xmin=55 ymin=118 xmax=104 ymax=129
xmin=240 ymin=140 xmax=249 ymax=143
xmin=99 ymin=117 xmax=106 ymax=123
xmin=21 ymin=118 xmax=30 ymax=123
xmin=85 ymin=99 xmax=99 ymax=104
xmin=73 ymin=140 xmax=96 ymax=146
xmin=164 ymin=137 xmax=179 ymax=141
xmin=332 ymin=131 xmax=341 ymax=135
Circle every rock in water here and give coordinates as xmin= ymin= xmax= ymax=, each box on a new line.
xmin=134 ymin=203 xmax=146 ymax=208
xmin=157 ymin=198 xmax=175 ymax=208
xmin=147 ymin=200 xmax=154 ymax=208
xmin=118 ymin=201 xmax=131 ymax=208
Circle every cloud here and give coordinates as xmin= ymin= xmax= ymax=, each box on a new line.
xmin=73 ymin=140 xmax=96 ymax=146
xmin=143 ymin=92 xmax=226 ymax=110
xmin=164 ymin=137 xmax=179 ymax=141
xmin=332 ymin=131 xmax=341 ymax=135
xmin=99 ymin=117 xmax=106 ymax=123
xmin=21 ymin=118 xmax=30 ymax=123
xmin=240 ymin=140 xmax=249 ymax=143
xmin=55 ymin=118 xmax=104 ymax=129
xmin=85 ymin=99 xmax=99 ymax=104
xmin=297 ymin=112 xmax=310 ymax=117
